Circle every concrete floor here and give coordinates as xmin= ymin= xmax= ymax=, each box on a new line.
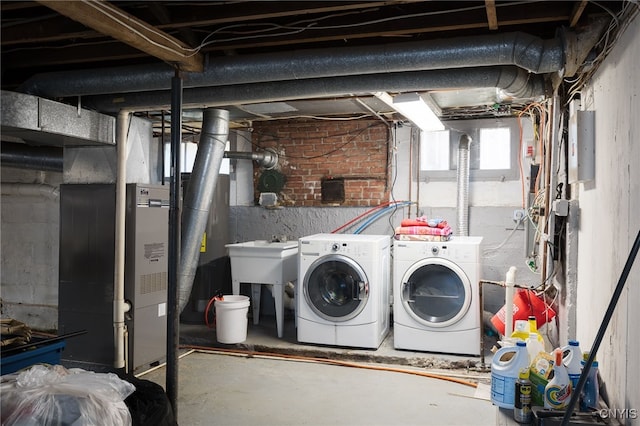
xmin=137 ymin=311 xmax=510 ymax=425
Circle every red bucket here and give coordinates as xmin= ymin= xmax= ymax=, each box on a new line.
xmin=490 ymin=289 xmax=556 ymax=336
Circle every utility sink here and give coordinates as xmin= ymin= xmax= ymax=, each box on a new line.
xmin=225 ymin=240 xmax=299 ymax=338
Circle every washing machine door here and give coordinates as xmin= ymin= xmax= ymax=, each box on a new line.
xmin=400 ymin=257 xmax=471 ymax=328
xmin=303 ymin=254 xmax=369 ymax=322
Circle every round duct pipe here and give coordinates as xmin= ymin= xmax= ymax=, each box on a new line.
xmin=456 ymin=134 xmax=472 ymax=237
xmin=224 ymin=148 xmax=278 ymax=170
xmin=0 ymin=142 xmax=63 ymax=172
xmin=84 ymin=66 xmax=547 ymax=113
xmin=18 ymin=32 xmax=563 ymax=99
xmin=178 ymin=108 xmax=230 ymax=314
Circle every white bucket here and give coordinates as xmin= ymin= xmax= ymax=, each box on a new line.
xmin=214 ymin=295 xmax=250 ymax=344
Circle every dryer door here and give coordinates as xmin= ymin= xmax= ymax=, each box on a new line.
xmin=400 ymin=257 xmax=471 ymax=328
xmin=303 ymin=254 xmax=369 ymax=322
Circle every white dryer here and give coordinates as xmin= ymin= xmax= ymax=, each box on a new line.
xmin=392 ymin=236 xmax=483 ymax=355
xmin=297 ymin=233 xmax=391 ymax=349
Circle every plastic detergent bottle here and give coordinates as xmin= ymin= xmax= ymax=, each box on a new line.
xmin=544 ymin=349 xmax=572 ymax=410
xmin=580 ymin=352 xmax=599 ymax=411
xmin=562 ymin=340 xmax=582 ymax=389
xmin=491 ymin=341 xmax=530 ymax=409
xmin=527 ymin=316 xmax=544 ymax=343
xmin=526 ymin=332 xmax=545 ymax=365
xmin=510 ymin=320 xmax=530 ymax=341
xmin=511 ymin=316 xmax=543 ymax=343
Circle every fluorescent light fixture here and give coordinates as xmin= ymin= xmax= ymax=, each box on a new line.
xmin=375 ymin=91 xmax=444 ymax=131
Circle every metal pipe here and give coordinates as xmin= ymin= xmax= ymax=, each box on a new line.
xmin=18 ymin=32 xmax=563 ymax=98
xmin=113 ymin=109 xmax=132 ymax=370
xmin=84 ymin=66 xmax=547 ymax=113
xmin=166 ymin=74 xmax=183 ymax=418
xmin=456 ymin=134 xmax=472 ymax=236
xmin=0 ymin=142 xmax=63 ymax=172
xmin=178 ymin=108 xmax=229 ymax=313
xmin=224 ymin=149 xmax=278 ymax=170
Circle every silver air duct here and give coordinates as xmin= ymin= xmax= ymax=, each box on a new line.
xmin=456 ymin=134 xmax=472 ymax=237
xmin=224 ymin=148 xmax=278 ymax=170
xmin=178 ymin=108 xmax=229 ymax=313
xmin=85 ymin=66 xmax=546 ymax=113
xmin=18 ymin=32 xmax=563 ymax=99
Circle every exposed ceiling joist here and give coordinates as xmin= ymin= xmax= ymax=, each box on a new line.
xmin=485 ymin=0 xmax=499 ymax=30
xmin=569 ymin=0 xmax=589 ymax=27
xmin=35 ymin=0 xmax=203 ymax=72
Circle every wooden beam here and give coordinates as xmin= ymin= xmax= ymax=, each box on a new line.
xmin=569 ymin=0 xmax=589 ymax=28
xmin=485 ymin=0 xmax=498 ymax=30
xmin=35 ymin=0 xmax=203 ymax=72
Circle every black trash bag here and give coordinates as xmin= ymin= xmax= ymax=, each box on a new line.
xmin=119 ymin=374 xmax=177 ymax=426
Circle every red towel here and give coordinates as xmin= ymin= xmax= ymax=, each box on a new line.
xmin=394 ymin=225 xmax=452 ymax=236
xmin=400 ymin=218 xmax=448 ymax=229
xmin=400 ymin=217 xmax=429 ymax=227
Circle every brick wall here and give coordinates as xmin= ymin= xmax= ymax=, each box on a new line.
xmin=251 ymin=119 xmax=390 ymax=206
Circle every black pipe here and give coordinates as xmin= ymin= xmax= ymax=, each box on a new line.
xmin=166 ymin=73 xmax=183 ymax=419
xmin=161 ymin=110 xmax=166 ymax=185
xmin=0 ymin=142 xmax=63 ymax=172
xmin=561 ymin=229 xmax=640 ymax=425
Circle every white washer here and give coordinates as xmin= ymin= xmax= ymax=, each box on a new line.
xmin=297 ymin=233 xmax=391 ymax=349
xmin=392 ymin=236 xmax=483 ymax=355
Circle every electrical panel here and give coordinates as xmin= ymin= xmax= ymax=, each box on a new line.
xmin=568 ymin=100 xmax=595 ymax=184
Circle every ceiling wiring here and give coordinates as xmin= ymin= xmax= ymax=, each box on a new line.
xmin=187 ymin=0 xmax=536 ymax=50
xmin=80 ymin=0 xmax=198 ymax=58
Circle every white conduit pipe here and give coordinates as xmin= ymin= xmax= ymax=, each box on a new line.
xmin=504 ymin=266 xmax=518 ymax=340
xmin=114 ymin=109 xmax=132 ymax=369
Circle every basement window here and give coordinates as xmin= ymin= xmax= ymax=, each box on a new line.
xmin=163 ymin=140 xmax=230 ymax=179
xmin=419 ymin=118 xmax=519 ymax=181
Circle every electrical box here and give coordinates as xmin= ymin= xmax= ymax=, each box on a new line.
xmin=568 ymin=100 xmax=595 ymax=184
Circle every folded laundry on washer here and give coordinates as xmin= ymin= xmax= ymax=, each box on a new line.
xmin=400 ymin=217 xmax=448 ymax=228
xmin=394 ymin=225 xmax=452 ymax=236
xmin=393 ymin=234 xmax=451 ymax=242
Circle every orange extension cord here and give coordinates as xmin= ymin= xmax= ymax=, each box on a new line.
xmin=179 ymin=344 xmax=481 ymax=389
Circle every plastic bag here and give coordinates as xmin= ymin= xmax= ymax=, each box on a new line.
xmin=1 ymin=364 xmax=136 ymax=426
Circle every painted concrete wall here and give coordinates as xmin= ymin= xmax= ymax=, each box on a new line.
xmin=574 ymin=16 xmax=640 ymax=419
xmin=1 ymin=168 xmax=61 ymax=331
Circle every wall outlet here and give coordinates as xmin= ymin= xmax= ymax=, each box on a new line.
xmin=513 ymin=209 xmax=527 ymax=222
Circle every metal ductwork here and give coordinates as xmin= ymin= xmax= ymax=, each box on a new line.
xmin=18 ymin=32 xmax=564 ymax=99
xmin=0 ymin=142 xmax=63 ymax=172
xmin=178 ymin=108 xmax=229 ymax=313
xmin=224 ymin=148 xmax=278 ymax=170
xmin=85 ymin=66 xmax=547 ymax=113
xmin=456 ymin=134 xmax=472 ymax=237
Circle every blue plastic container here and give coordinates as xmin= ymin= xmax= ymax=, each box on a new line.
xmin=1 ymin=339 xmax=66 ymax=375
